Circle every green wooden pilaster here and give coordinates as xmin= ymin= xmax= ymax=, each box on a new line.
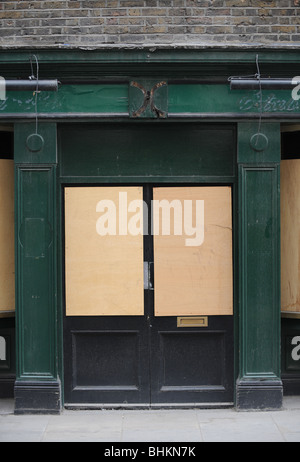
xmin=237 ymin=122 xmax=283 ymax=410
xmin=14 ymin=123 xmax=60 ymax=414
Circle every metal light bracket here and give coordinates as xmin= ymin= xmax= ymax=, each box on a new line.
xmin=229 ymin=78 xmax=300 ymax=90
xmin=3 ymin=80 xmax=60 ymax=91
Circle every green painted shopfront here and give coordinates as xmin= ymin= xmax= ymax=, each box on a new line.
xmin=1 ymin=45 xmax=300 ymax=413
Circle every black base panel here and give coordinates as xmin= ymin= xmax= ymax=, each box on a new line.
xmin=14 ymin=380 xmax=61 ymax=415
xmin=236 ymin=379 xmax=283 ymax=410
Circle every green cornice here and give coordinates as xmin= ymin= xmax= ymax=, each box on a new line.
xmin=1 ymin=48 xmax=300 ymax=80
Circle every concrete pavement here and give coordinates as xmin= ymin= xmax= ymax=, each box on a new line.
xmin=0 ymin=396 xmax=300 ymax=442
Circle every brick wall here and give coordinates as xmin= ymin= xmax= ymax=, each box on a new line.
xmin=0 ymin=0 xmax=300 ymax=48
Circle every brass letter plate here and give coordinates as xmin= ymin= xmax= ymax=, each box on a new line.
xmin=177 ymin=316 xmax=208 ymax=328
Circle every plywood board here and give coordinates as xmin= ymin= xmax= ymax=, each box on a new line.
xmin=281 ymin=160 xmax=300 ymax=313
xmin=153 ymin=187 xmax=233 ymax=316
xmin=65 ymin=187 xmax=144 ymax=316
xmin=0 ymin=159 xmax=15 ymax=313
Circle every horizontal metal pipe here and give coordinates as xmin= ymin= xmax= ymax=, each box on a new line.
xmin=4 ymin=79 xmax=59 ymax=91
xmin=230 ymin=78 xmax=300 ymax=90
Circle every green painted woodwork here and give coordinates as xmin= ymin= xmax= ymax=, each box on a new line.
xmin=15 ymin=123 xmax=57 ymax=381
xmin=169 ymin=86 xmax=300 ymax=115
xmin=237 ymin=122 xmax=282 ymax=408
xmin=15 ymin=166 xmax=57 ymax=378
xmin=238 ymin=122 xmax=281 ymax=384
xmin=1 ymin=49 xmax=300 ymax=76
xmin=0 ymin=84 xmax=299 ymax=117
xmin=58 ymin=123 xmax=235 ymax=180
xmin=237 ymin=122 xmax=281 ymax=164
xmin=0 ymin=85 xmax=128 ymax=116
xmin=239 ymin=166 xmax=280 ymax=377
xmin=14 ymin=122 xmax=57 ymax=164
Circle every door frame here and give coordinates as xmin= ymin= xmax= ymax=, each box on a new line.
xmin=57 ymin=120 xmax=239 ymax=408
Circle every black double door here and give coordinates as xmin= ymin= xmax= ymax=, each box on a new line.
xmin=63 ymin=185 xmax=234 ymax=407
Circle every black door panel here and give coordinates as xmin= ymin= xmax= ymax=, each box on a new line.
xmin=150 ymin=314 xmax=234 ymax=404
xmin=63 ymin=315 xmax=150 ymax=405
